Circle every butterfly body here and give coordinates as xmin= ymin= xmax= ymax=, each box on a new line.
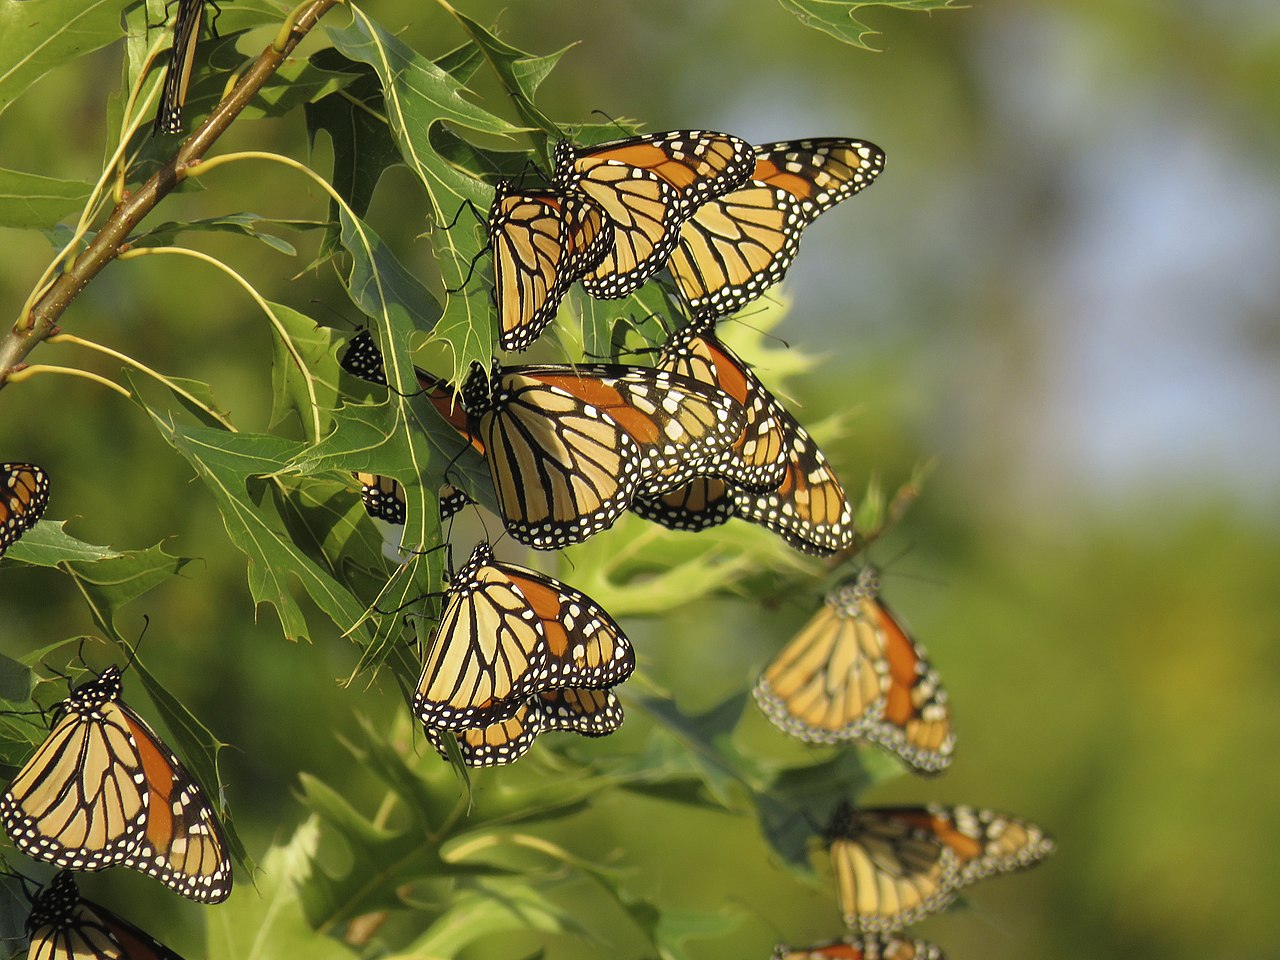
xmin=1 ymin=462 xmax=50 ymax=557
xmin=2 ymin=666 xmax=232 ymax=903
xmin=755 ymin=567 xmax=954 ymax=774
xmin=412 ymin=542 xmax=635 ymax=729
xmin=826 ymin=802 xmax=1054 ymax=933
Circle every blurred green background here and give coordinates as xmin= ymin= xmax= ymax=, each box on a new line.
xmin=2 ymin=1 xmax=1279 ymax=958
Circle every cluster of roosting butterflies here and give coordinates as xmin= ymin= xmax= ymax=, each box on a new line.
xmin=0 ymin=127 xmax=1051 ymax=958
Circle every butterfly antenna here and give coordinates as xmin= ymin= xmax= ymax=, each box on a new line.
xmin=307 ymin=298 xmax=363 ymax=331
xmin=119 ymin=614 xmax=152 ymax=675
xmin=722 ymin=312 xmax=791 ymax=350
xmin=590 ymin=109 xmax=631 ymax=137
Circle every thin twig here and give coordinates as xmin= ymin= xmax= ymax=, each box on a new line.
xmin=0 ymin=0 xmax=346 ymax=390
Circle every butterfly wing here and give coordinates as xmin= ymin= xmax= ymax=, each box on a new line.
xmin=490 ymin=183 xmax=611 ymax=351
xmin=653 ymin=325 xmax=787 ymax=490
xmin=669 ymin=139 xmax=885 ymax=318
xmin=728 ymin=403 xmax=854 ymax=556
xmin=413 ymin=543 xmax=635 ymax=729
xmin=771 ymin=936 xmax=945 ymax=960
xmin=755 ymin=569 xmax=954 ymax=775
xmin=827 ymin=803 xmax=963 ymax=933
xmin=1 ymin=670 xmax=148 ymax=871
xmin=353 ymin=472 xmax=406 ymax=525
xmin=26 ymin=871 xmax=188 ymax=960
xmin=630 ymin=477 xmax=736 ymax=532
xmin=425 ymin=687 xmax=624 ymax=767
xmin=1 ymin=462 xmax=50 ymax=558
xmin=556 ymin=131 xmax=754 ymax=298
xmin=473 ymin=364 xmax=743 ymax=549
xmin=153 ymin=0 xmax=206 ymax=135
xmin=115 ymin=703 xmax=232 ymax=903
xmin=828 ymin=803 xmax=1054 ymax=932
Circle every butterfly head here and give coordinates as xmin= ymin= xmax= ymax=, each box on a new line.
xmin=62 ymin=665 xmax=124 ymax=716
xmin=550 ymin=139 xmax=577 ymax=182
xmin=451 ymin=540 xmax=494 ymax=587
xmin=827 ymin=567 xmax=879 ymax=615
xmin=460 ymin=360 xmax=499 ymax=415
xmin=24 ymin=871 xmax=78 ymax=933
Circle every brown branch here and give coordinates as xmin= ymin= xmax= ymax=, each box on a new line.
xmin=0 ymin=0 xmax=345 ymax=389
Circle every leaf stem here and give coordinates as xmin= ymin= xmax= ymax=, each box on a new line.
xmin=6 ymin=365 xmax=132 ymax=399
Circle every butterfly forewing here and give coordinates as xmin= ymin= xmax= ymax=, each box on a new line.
xmin=555 ymin=131 xmax=754 ymax=299
xmin=772 ymin=936 xmax=945 ymax=960
xmin=1 ymin=462 xmax=50 ymax=557
xmin=668 ymin=138 xmax=885 ymax=319
xmin=491 ymin=183 xmax=611 ymax=350
xmin=1 ymin=672 xmax=148 ymax=871
xmin=413 ymin=543 xmax=635 ymax=729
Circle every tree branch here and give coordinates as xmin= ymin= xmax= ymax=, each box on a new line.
xmin=0 ymin=0 xmax=345 ymax=390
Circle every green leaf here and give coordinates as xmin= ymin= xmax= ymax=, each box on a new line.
xmin=394 ymin=881 xmax=583 ymax=958
xmin=304 ymin=51 xmax=400 ymax=260
xmin=62 ymin=542 xmax=192 ymax=632
xmin=444 ymin=11 xmax=571 ymax=139
xmin=0 ymin=168 xmax=94 ymax=228
xmin=777 ymin=0 xmax=962 ymax=50
xmin=207 ymin=818 xmax=357 ymax=960
xmin=0 ymin=652 xmax=33 ymax=702
xmin=3 ymin=521 xmax=122 ymax=566
xmin=133 ymin=394 xmax=369 ymax=642
xmin=326 ymin=7 xmax=525 ymax=382
xmin=135 ymin=213 xmax=308 ymax=256
xmin=267 ymin=302 xmax=342 ymax=440
xmin=0 ymin=0 xmax=133 ymax=117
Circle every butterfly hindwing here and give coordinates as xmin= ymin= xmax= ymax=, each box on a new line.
xmin=1 ymin=462 xmax=49 ymax=558
xmin=425 ymin=687 xmax=624 ymax=767
xmin=772 ymin=936 xmax=945 ymax=960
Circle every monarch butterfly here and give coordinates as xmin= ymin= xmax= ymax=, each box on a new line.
xmin=772 ymin=935 xmax=944 ymax=960
xmin=352 ymin=474 xmax=473 ymax=526
xmin=413 ymin=541 xmax=635 ymax=730
xmin=153 ymin=0 xmax=215 ymax=135
xmin=668 ymin=139 xmax=886 ymax=319
xmin=417 ymin=360 xmax=745 ymax=549
xmin=489 ymin=180 xmax=612 ymax=351
xmin=24 ymin=870 xmax=187 ymax=960
xmin=425 ymin=687 xmax=623 ymax=767
xmin=1 ymin=462 xmax=49 ymax=558
xmin=630 ymin=325 xmax=854 ymax=556
xmin=554 ymin=130 xmax=754 ymax=298
xmin=826 ymin=802 xmax=1055 ymax=933
xmin=338 ymin=329 xmax=388 ymax=387
xmin=0 ymin=666 xmax=232 ymax=903
xmin=753 ymin=567 xmax=954 ymax=775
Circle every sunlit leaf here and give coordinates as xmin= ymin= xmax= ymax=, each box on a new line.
xmin=0 ymin=169 xmax=94 ymax=229
xmin=207 ymin=818 xmax=357 ymax=960
xmin=268 ymin=302 xmax=342 ymax=440
xmin=777 ymin=0 xmax=961 ymax=50
xmin=135 ymin=213 xmax=308 ymax=256
xmin=62 ymin=542 xmax=192 ymax=631
xmin=0 ymin=0 xmax=132 ymax=117
xmin=3 ymin=521 xmax=122 ymax=566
